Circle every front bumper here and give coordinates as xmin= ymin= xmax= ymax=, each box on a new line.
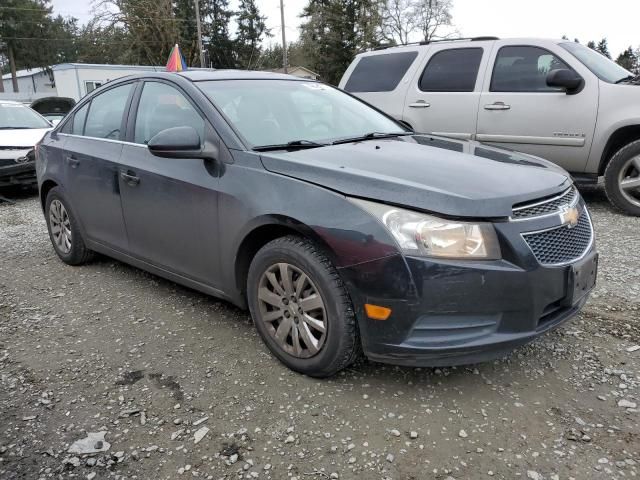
xmin=338 ymin=209 xmax=596 ymax=367
xmin=0 ymin=162 xmax=37 ymax=187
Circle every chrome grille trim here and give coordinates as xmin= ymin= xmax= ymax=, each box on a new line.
xmin=511 ymin=186 xmax=578 ymax=221
xmin=521 ymin=209 xmax=594 ymax=266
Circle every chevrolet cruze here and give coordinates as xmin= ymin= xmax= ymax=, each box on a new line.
xmin=36 ymin=71 xmax=597 ymax=377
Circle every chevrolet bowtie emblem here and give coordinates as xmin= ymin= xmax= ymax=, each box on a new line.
xmin=559 ymin=206 xmax=579 ymax=228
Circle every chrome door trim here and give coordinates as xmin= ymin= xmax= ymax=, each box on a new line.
xmin=475 ymin=134 xmax=585 ymax=147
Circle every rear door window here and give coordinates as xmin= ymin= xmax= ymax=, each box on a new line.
xmin=491 ymin=46 xmax=571 ymax=92
xmin=419 ymin=48 xmax=484 ymax=92
xmin=344 ymin=52 xmax=418 ymax=93
xmin=84 ymin=84 xmax=133 ymax=140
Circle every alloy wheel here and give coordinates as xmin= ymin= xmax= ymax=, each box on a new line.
xmin=49 ymin=199 xmax=72 ymax=254
xmin=618 ymin=155 xmax=640 ymax=208
xmin=257 ymin=262 xmax=327 ymax=358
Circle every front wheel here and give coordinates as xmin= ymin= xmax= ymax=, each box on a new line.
xmin=247 ymin=236 xmax=360 ymax=377
xmin=604 ymin=140 xmax=640 ymax=216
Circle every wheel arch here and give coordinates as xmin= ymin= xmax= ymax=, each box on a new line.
xmin=40 ymin=179 xmax=59 ymax=211
xmin=599 ymin=125 xmax=640 ymax=175
xmin=233 ymin=216 xmax=339 ymax=299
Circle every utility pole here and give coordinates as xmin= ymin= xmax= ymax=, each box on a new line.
xmin=194 ymin=0 xmax=206 ymax=68
xmin=279 ymin=0 xmax=288 ymax=73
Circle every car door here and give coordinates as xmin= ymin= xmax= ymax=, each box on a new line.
xmin=476 ymin=43 xmax=598 ymax=173
xmin=402 ymin=42 xmax=494 ymax=139
xmin=118 ymin=80 xmax=222 ymax=286
xmin=61 ymin=82 xmax=135 ymax=251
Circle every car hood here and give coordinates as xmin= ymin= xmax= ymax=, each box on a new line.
xmin=259 ymin=135 xmax=572 ymax=218
xmin=0 ymin=128 xmax=51 ymax=148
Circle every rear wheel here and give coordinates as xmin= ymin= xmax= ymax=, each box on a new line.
xmin=247 ymin=236 xmax=360 ymax=377
xmin=45 ymin=187 xmax=93 ymax=265
xmin=604 ymin=140 xmax=640 ymax=216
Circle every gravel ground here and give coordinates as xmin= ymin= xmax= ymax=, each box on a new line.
xmin=0 ymin=186 xmax=638 ymax=480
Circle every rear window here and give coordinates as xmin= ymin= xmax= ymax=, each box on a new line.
xmin=344 ymin=51 xmax=418 ymax=93
xmin=419 ymin=48 xmax=483 ymax=92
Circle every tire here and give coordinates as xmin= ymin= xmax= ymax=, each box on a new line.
xmin=45 ymin=187 xmax=94 ymax=265
xmin=604 ymin=139 xmax=640 ymax=216
xmin=247 ymin=235 xmax=360 ymax=377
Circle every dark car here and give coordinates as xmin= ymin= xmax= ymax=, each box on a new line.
xmin=36 ymin=71 xmax=597 ymax=377
xmin=30 ymin=97 xmax=76 ymax=126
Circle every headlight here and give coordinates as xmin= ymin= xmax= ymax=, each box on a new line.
xmin=351 ymin=198 xmax=501 ymax=260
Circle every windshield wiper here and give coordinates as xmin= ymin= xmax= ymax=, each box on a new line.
xmin=615 ymin=75 xmax=636 ymax=84
xmin=331 ymin=131 xmax=414 ymax=145
xmin=252 ymin=139 xmax=328 ymax=152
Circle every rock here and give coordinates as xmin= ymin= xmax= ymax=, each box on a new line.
xmin=330 ymin=474 xmax=339 ymax=479
xmin=284 ymin=435 xmax=295 ymax=444
xmin=264 ymin=463 xmax=272 ymax=470
xmin=229 ymin=453 xmax=238 ymax=464
xmin=618 ymin=399 xmax=637 ymax=409
xmin=68 ymin=432 xmax=111 ymax=455
xmin=410 ymin=431 xmax=418 ymax=439
xmin=193 ymin=416 xmax=209 ymax=426
xmin=119 ymin=408 xmax=140 ymax=418
xmin=527 ymin=471 xmax=543 ymax=480
xmin=389 ymin=429 xmax=401 ymax=437
xmin=348 ymin=456 xmax=356 ymax=464
xmin=386 ymin=453 xmax=395 ymax=463
xmin=22 ymin=415 xmax=37 ymax=421
xmin=171 ymin=429 xmax=184 ymax=440
xmin=458 ymin=429 xmax=468 ymax=438
xmin=626 ymin=345 xmax=640 ymax=353
xmin=86 ymin=473 xmax=96 ymax=480
xmin=346 ymin=443 xmax=355 ymax=451
xmin=193 ymin=426 xmax=210 ymax=444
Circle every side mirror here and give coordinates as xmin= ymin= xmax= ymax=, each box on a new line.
xmin=546 ymin=69 xmax=584 ymax=95
xmin=147 ymin=126 xmax=217 ymax=160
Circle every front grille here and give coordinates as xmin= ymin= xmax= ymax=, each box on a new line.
xmin=512 ymin=187 xmax=578 ymax=220
xmin=523 ymin=211 xmax=593 ymax=265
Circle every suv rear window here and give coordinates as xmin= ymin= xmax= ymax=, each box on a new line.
xmin=344 ymin=52 xmax=418 ymax=93
xmin=419 ymin=48 xmax=483 ymax=92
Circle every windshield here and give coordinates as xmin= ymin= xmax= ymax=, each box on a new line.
xmin=197 ymin=80 xmax=406 ymax=147
xmin=0 ymin=103 xmax=51 ymax=129
xmin=560 ymin=42 xmax=632 ymax=83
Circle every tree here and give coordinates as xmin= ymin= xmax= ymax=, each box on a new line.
xmin=382 ymin=0 xmax=416 ymax=45
xmin=0 ymin=0 xmax=79 ymax=92
xmin=415 ymin=0 xmax=454 ymax=41
xmin=596 ymin=38 xmax=611 ymax=59
xmin=201 ymin=0 xmax=235 ymax=68
xmin=616 ymin=46 xmax=639 ymax=74
xmin=234 ymin=0 xmax=270 ymax=69
xmin=587 ymin=40 xmax=596 ymax=50
xmin=300 ymin=0 xmax=384 ymax=85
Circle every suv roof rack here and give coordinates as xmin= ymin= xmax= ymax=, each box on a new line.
xmin=372 ymin=36 xmax=499 ymax=51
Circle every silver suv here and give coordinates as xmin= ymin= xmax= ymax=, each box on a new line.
xmin=340 ymin=37 xmax=640 ymax=215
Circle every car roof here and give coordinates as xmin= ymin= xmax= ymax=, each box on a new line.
xmin=108 ymin=69 xmax=313 ymax=84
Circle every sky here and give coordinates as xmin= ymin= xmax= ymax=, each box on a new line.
xmin=50 ymin=0 xmax=640 ymax=57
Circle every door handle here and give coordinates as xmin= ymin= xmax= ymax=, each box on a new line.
xmin=409 ymin=101 xmax=431 ymax=108
xmin=120 ymin=170 xmax=140 ymax=186
xmin=484 ymin=102 xmax=511 ymax=111
xmin=65 ymin=155 xmax=80 ymax=168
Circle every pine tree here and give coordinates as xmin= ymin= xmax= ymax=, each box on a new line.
xmin=586 ymin=40 xmax=596 ymax=50
xmin=201 ymin=0 xmax=235 ymax=68
xmin=596 ymin=38 xmax=611 ymax=59
xmin=616 ymin=46 xmax=639 ymax=74
xmin=300 ymin=0 xmax=384 ymax=85
xmin=235 ymin=0 xmax=270 ymax=69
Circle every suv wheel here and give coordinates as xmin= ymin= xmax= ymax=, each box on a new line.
xmin=247 ymin=236 xmax=360 ymax=377
xmin=604 ymin=139 xmax=640 ymax=216
xmin=45 ymin=187 xmax=93 ymax=265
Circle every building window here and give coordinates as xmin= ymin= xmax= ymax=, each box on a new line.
xmin=85 ymin=81 xmax=103 ymax=94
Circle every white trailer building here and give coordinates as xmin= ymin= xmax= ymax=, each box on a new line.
xmin=1 ymin=63 xmax=164 ymax=103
